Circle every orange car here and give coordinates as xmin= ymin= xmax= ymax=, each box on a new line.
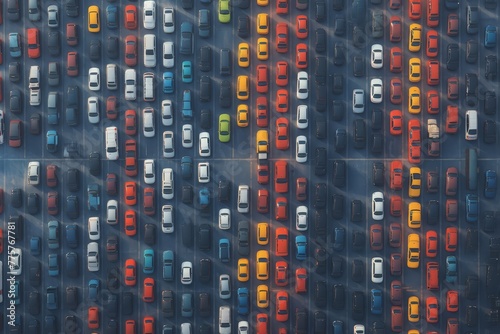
xmin=124 ymin=182 xmax=137 ymax=205
xmin=256 ymin=313 xmax=269 ymax=334
xmin=275 ymin=197 xmax=288 ymax=221
xmin=445 ymin=227 xmax=458 ymax=252
xmin=408 ymin=0 xmax=422 ymax=20
xmin=295 ymin=15 xmax=308 ymax=39
xmin=408 ymin=119 xmax=421 ymax=164
xmin=124 ymin=5 xmax=138 ymax=30
xmin=276 ymin=89 xmax=289 ymax=113
xmin=125 ymin=140 xmax=138 ymax=176
xmin=257 ymin=189 xmax=269 ymax=213
xmin=143 ymin=278 xmax=155 ymax=302
xmin=143 ymin=316 xmax=154 ymax=334
xmin=124 ymin=210 xmax=137 ymax=236
xmin=275 ymin=227 xmax=289 ymax=257
xmin=390 ymin=195 xmax=402 ymax=216
xmin=257 ymin=161 xmax=269 ymax=185
xmin=27 ymin=28 xmax=40 ymax=59
xmin=125 ymin=110 xmax=137 ymax=136
xmin=390 ymin=78 xmax=402 ymax=104
xmin=295 ymin=43 xmax=308 ymax=69
xmin=426 ymin=30 xmax=438 ymax=58
xmin=124 ymin=35 xmax=138 ymax=67
xmin=275 ymin=261 xmax=288 ymax=286
xmin=446 ymin=290 xmax=458 ymax=312
xmin=275 ymin=291 xmax=289 ymax=322
xmin=88 ymin=307 xmax=99 ymax=329
xmin=275 ymin=23 xmax=288 ymax=53
xmin=124 ymin=258 xmax=137 ymax=286
xmin=256 ymin=65 xmax=269 ymax=93
xmin=274 ymin=160 xmax=288 ymax=193
xmin=276 ymin=0 xmax=288 ymax=14
xmin=427 ymin=90 xmax=439 ymax=114
xmin=426 ymin=230 xmax=438 ymax=257
xmin=295 ymin=268 xmax=307 ymax=293
xmin=275 ymin=61 xmax=289 ymax=86
xmin=296 ymin=177 xmax=307 ymax=201
xmin=426 ymin=296 xmax=439 ymax=323
xmin=256 ymin=96 xmax=269 ymax=127
xmin=390 ymin=110 xmax=403 ymax=136
xmin=445 ymin=105 xmax=459 ymax=134
xmin=390 ymin=160 xmax=403 ymax=189
xmin=275 ymin=119 xmax=289 ymax=150
xmin=143 ymin=187 xmax=155 ymax=216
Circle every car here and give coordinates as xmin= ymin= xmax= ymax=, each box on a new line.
xmin=485 ymin=170 xmax=497 ymax=198
xmin=370 ymin=78 xmax=383 ymax=103
xmin=390 ymin=16 xmax=402 ymax=42
xmin=275 ymin=291 xmax=289 ymax=322
xmin=371 ymin=192 xmax=384 ymax=220
xmin=219 ymin=274 xmax=231 ymax=299
xmin=296 ymin=71 xmax=308 ymax=99
xmin=485 ymin=25 xmax=497 ymax=48
xmin=426 ymin=230 xmax=438 ymax=257
xmin=370 ymin=224 xmax=383 ymax=251
xmin=447 ymin=43 xmax=459 ymax=70
xmin=371 ymin=44 xmax=383 ymax=69
xmin=180 ymin=22 xmax=194 ymax=55
xmin=296 ymin=43 xmax=308 ymax=69
xmin=295 ymin=235 xmax=307 ymax=260
xmin=237 ymin=14 xmax=250 ymax=37
xmin=275 ymin=23 xmax=289 ymax=53
xmin=218 ymin=114 xmax=230 ymax=142
xmin=409 ymin=23 xmax=422 ymax=52
xmin=237 ymin=43 xmax=250 ymax=68
xmin=199 ymin=132 xmax=211 ymax=156
xmin=46 ymin=130 xmax=58 ymax=153
xmin=426 ymin=30 xmax=438 ymax=57
xmin=408 ymin=167 xmax=421 ymax=198
xmin=87 ymin=96 xmax=99 ymax=123
xmin=256 ymin=37 xmax=269 ymax=60
xmin=275 ymin=118 xmax=289 ymax=150
xmin=466 ymin=194 xmax=479 ymax=223
xmin=389 ymin=110 xmax=403 ymax=137
xmin=409 ymin=58 xmax=421 ymax=83
xmin=407 ymin=234 xmax=420 ymax=269
xmin=446 ymin=255 xmax=457 ymax=283
xmin=408 ymin=119 xmax=421 ymax=163
xmin=408 ymin=0 xmax=421 ymax=20
xmin=447 ymin=13 xmax=459 ymax=36
xmin=447 ymin=290 xmax=458 ymax=312
xmin=87 ymin=5 xmax=100 ymax=32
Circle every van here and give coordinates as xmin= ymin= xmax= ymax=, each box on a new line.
xmin=427 ymin=0 xmax=439 ymax=27
xmin=143 ymin=34 xmax=156 ymax=68
xmin=143 ymin=72 xmax=155 ymax=102
xmin=465 ymin=110 xmax=478 ymax=140
xmin=466 ymin=6 xmax=478 ymax=34
xmin=29 ymin=65 xmax=40 ymax=89
xmin=220 ymin=48 xmax=231 ymax=76
xmin=427 ymin=262 xmax=439 ymax=290
xmin=28 ymin=0 xmax=40 ymax=21
xmin=237 ymin=185 xmax=249 ymax=213
xmin=106 ymin=64 xmax=118 ymax=90
xmin=105 ymin=126 xmax=119 ymax=160
xmin=427 ymin=60 xmax=439 ymax=86
xmin=219 ymin=306 xmax=231 ymax=334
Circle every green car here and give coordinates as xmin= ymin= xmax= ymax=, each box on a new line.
xmin=218 ymin=0 xmax=230 ymax=23
xmin=218 ymin=114 xmax=230 ymax=142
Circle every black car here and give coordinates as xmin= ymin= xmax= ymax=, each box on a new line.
xmin=352 ymin=291 xmax=365 ymax=321
xmin=295 ymin=308 xmax=308 ymax=334
xmin=65 ymin=195 xmax=79 ymax=219
xmin=446 ymin=43 xmax=459 ymax=70
xmin=9 ymin=62 xmax=21 ymax=82
xmin=199 ymin=258 xmax=212 ymax=282
xmin=106 ymin=235 xmax=119 ymax=262
xmin=28 ymin=291 xmax=41 ymax=315
xmin=371 ymin=321 xmax=386 ymax=334
xmin=465 ymin=275 xmax=478 ymax=299
xmin=351 ymin=200 xmax=363 ymax=222
xmin=9 ymin=90 xmax=22 ymax=114
xmin=106 ymin=36 xmax=119 ymax=59
xmin=353 ymin=26 xmax=366 ymax=48
xmin=7 ymin=0 xmax=20 ymax=21
xmin=466 ymin=305 xmax=478 ymax=326
xmin=332 ymin=74 xmax=344 ymax=95
xmin=353 ymin=119 xmax=366 ymax=149
xmin=29 ymin=260 xmax=41 ymax=287
xmin=89 ymin=40 xmax=101 ymax=61
xmin=66 ymin=86 xmax=79 ymax=126
xmin=237 ymin=221 xmax=250 ymax=256
xmin=122 ymin=291 xmax=133 ymax=315
xmin=331 ymin=194 xmax=345 ymax=219
xmin=331 ymin=256 xmax=344 ymax=278
xmin=427 ymin=200 xmax=439 ymax=225
xmin=198 ymin=46 xmax=212 ymax=72
xmin=352 ymin=231 xmax=365 ymax=250
xmin=65 ymin=0 xmax=79 ymax=17
xmin=333 ymin=227 xmax=346 ymax=251
xmin=314 ymin=147 xmax=327 ymax=176
xmin=65 ymin=286 xmax=78 ymax=310
xmin=332 ymin=160 xmax=346 ymax=187
xmin=313 ymin=183 xmax=327 ymax=208
xmin=161 ymin=290 xmax=175 ymax=318
xmin=353 ymin=56 xmax=365 ymax=77
xmin=314 ymin=57 xmax=327 ymax=85
xmin=181 ymin=0 xmax=193 ymax=9
xmin=483 ymin=210 xmax=496 ymax=233
xmin=466 ymin=39 xmax=478 ymax=63
xmin=65 ymin=252 xmax=79 ymax=278
xmin=104 ymin=319 xmax=118 ymax=334
xmin=164 ymin=325 xmax=176 ymax=334
xmin=198 ymin=224 xmax=211 ymax=251
xmin=335 ymin=129 xmax=346 ymax=151
xmin=182 ymin=185 xmax=193 ymax=204
xmin=316 ymin=116 xmax=327 ymax=139
xmin=314 ymin=209 xmax=327 ymax=236
xmin=333 ymin=43 xmax=346 ymax=66
xmin=332 ymin=284 xmax=346 ymax=309
xmin=237 ymin=15 xmax=250 ymax=37
xmin=200 ymin=109 xmax=212 ymax=130
xmin=315 ymin=84 xmax=327 ymax=111
xmin=103 ymin=293 xmax=118 ymax=318
xmin=485 ymin=55 xmax=497 ymax=80
xmin=334 ymin=15 xmax=346 ymax=36
xmin=198 ymin=292 xmax=211 ymax=317
xmin=27 ymin=193 xmax=39 ymax=215
xmin=315 ymin=28 xmax=326 ymax=53
xmin=219 ymin=80 xmax=231 ymax=108
xmin=29 ymin=113 xmax=41 ymax=135
xmin=44 ymin=315 xmax=57 ymax=333
xmin=144 ymin=223 xmax=156 ymax=246
xmin=371 ymin=133 xmax=384 ymax=154
xmin=483 ymin=120 xmax=497 ymax=144
xmin=181 ymin=221 xmax=194 ymax=247
xmin=314 ymin=247 xmax=328 ymax=274
xmin=107 ymin=267 xmax=120 ymax=291
xmin=372 ymin=162 xmax=384 ymax=186
xmin=484 ymin=90 xmax=497 ymax=115
xmin=314 ymin=281 xmax=327 ymax=307
xmin=66 ymin=169 xmax=80 ymax=192
xmin=89 ymin=152 xmax=101 ymax=176
xmin=218 ymin=178 xmax=230 ymax=202
xmin=372 ymin=109 xmax=383 ymax=130
xmin=466 ymin=72 xmax=479 ymax=107
xmin=11 ymin=188 xmax=22 ymax=208
xmin=466 ymin=228 xmax=478 ymax=250
xmin=314 ymin=311 xmax=327 ymax=334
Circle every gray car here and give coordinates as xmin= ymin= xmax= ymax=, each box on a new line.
xmin=181 ymin=293 xmax=193 ymax=317
xmin=180 ymin=22 xmax=194 ymax=55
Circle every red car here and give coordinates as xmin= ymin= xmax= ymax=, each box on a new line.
xmin=408 ymin=0 xmax=422 ymax=20
xmin=275 ymin=291 xmax=289 ymax=322
xmin=390 ymin=110 xmax=403 ymax=136
xmin=390 ymin=47 xmax=402 ymax=73
xmin=447 ymin=77 xmax=459 ymax=100
xmin=106 ymin=173 xmax=117 ymax=195
xmin=276 ymin=61 xmax=289 ymax=86
xmin=88 ymin=307 xmax=99 ymax=329
xmin=275 ymin=197 xmax=288 ymax=221
xmin=445 ymin=105 xmax=459 ymax=134
xmin=125 ymin=109 xmax=137 ymax=136
xmin=276 ymin=90 xmax=289 ymax=113
xmin=143 ymin=316 xmax=154 ymax=334
xmin=257 ymin=189 xmax=269 ymax=213
xmin=124 ymin=210 xmax=137 ymax=236
xmin=275 ymin=261 xmax=288 ymax=286
xmin=296 ymin=43 xmax=308 ymax=69
xmin=390 ymin=78 xmax=402 ymax=104
xmin=275 ymin=118 xmax=289 ymax=150
xmin=106 ymin=96 xmax=118 ymax=120
xmin=66 ymin=51 xmax=79 ymax=76
xmin=26 ymin=28 xmax=40 ymax=59
xmin=276 ymin=0 xmax=288 ymax=14
xmin=295 ymin=15 xmax=308 ymax=39
xmin=8 ymin=120 xmax=22 ymax=148
xmin=275 ymin=23 xmax=288 ymax=53
xmin=408 ymin=119 xmax=421 ymax=164
xmin=47 ymin=191 xmax=59 ymax=215
xmin=257 ymin=161 xmax=269 ymax=184
xmin=124 ymin=181 xmax=137 ymax=206
xmin=46 ymin=164 xmax=58 ymax=187
xmin=426 ymin=30 xmax=438 ymax=58
xmin=446 ymin=290 xmax=458 ymax=312
xmin=143 ymin=278 xmax=155 ymax=302
xmin=426 ymin=296 xmax=439 ymax=323
xmin=390 ymin=16 xmax=402 ymax=42
xmin=275 ymin=227 xmax=289 ymax=256
xmin=390 ymin=160 xmax=403 ymax=189
xmin=389 ymin=222 xmax=402 ymax=247
xmin=124 ymin=5 xmax=138 ymax=30
xmin=426 ymin=230 xmax=438 ymax=257
xmin=256 ymin=65 xmax=269 ymax=93
xmin=370 ymin=224 xmax=383 ymax=251
xmin=274 ymin=160 xmax=288 ymax=193
xmin=143 ymin=187 xmax=155 ymax=216
xmin=125 ymin=140 xmax=138 ymax=176
xmin=124 ymin=258 xmax=137 ymax=286
xmin=256 ymin=96 xmax=268 ymax=127
xmin=66 ymin=23 xmax=78 ymax=46
xmin=427 ymin=90 xmax=439 ymax=114
xmin=124 ymin=35 xmax=138 ymax=67
xmin=390 ymin=195 xmax=402 ymax=217
xmin=295 ymin=268 xmax=307 ymax=293
xmin=296 ymin=177 xmax=307 ymax=201
xmin=0 ymin=189 xmax=3 ymax=215
xmin=256 ymin=314 xmax=269 ymax=334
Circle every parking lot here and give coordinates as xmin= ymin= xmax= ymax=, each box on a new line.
xmin=1 ymin=0 xmax=500 ymax=333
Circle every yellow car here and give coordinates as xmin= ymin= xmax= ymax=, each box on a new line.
xmin=257 ymin=13 xmax=269 ymax=35
xmin=409 ymin=58 xmax=421 ymax=83
xmin=218 ymin=0 xmax=230 ymax=23
xmin=257 ymin=0 xmax=269 ymax=5
xmin=256 ymin=130 xmax=269 ymax=154
xmin=408 ymin=167 xmax=421 ymax=198
xmin=407 ymin=233 xmax=420 ymax=268
xmin=88 ymin=5 xmax=100 ymax=33
xmin=408 ymin=86 xmax=421 ymax=114
xmin=256 ymin=250 xmax=269 ymax=280
xmin=237 ymin=105 xmax=249 ymax=127
xmin=408 ymin=331 xmax=420 ymax=334
xmin=257 ymin=38 xmax=269 ymax=60
xmin=257 ymin=222 xmax=269 ymax=245
xmin=408 ymin=202 xmax=421 ymax=228
xmin=237 ymin=258 xmax=250 ymax=282
xmin=237 ymin=75 xmax=250 ymax=101
xmin=256 ymin=284 xmax=269 ymax=308
xmin=409 ymin=23 xmax=422 ymax=52
xmin=238 ymin=43 xmax=250 ymax=68
xmin=408 ymin=296 xmax=420 ymax=322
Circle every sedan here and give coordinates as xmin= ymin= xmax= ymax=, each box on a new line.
xmin=143 ymin=1 xmax=156 ymax=29
xmin=295 ymin=136 xmax=307 ymax=163
xmin=275 ymin=117 xmax=289 ymax=150
xmin=296 ymin=15 xmax=308 ymax=39
xmin=372 ymin=192 xmax=384 ymax=220
xmin=390 ymin=110 xmax=403 ymax=135
xmin=124 ymin=35 xmax=138 ymax=66
xmin=296 ymin=71 xmax=308 ymax=99
xmin=371 ymin=44 xmax=383 ymax=69
xmin=296 ymin=43 xmax=308 ymax=68
xmin=88 ymin=68 xmax=100 ymax=91
xmin=370 ymin=78 xmax=383 ymax=103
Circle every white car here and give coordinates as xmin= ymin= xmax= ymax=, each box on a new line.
xmin=142 ymin=107 xmax=155 ymax=137
xmin=88 ymin=67 xmax=100 ymax=91
xmin=198 ymin=162 xmax=210 ymax=183
xmin=106 ymin=200 xmax=118 ymax=225
xmin=354 ymin=324 xmax=365 ymax=334
xmin=371 ymin=257 xmax=384 ymax=283
xmin=182 ymin=124 xmax=193 ymax=148
xmin=296 ymin=206 xmax=308 ymax=231
xmin=144 ymin=159 xmax=155 ymax=184
xmin=28 ymin=161 xmax=40 ymax=185
xmin=87 ymin=242 xmax=99 ymax=272
xmin=143 ymin=1 xmax=156 ymax=29
xmin=162 ymin=204 xmax=174 ymax=233
xmin=352 ymin=89 xmax=365 ymax=114
xmin=371 ymin=44 xmax=383 ymax=69
xmin=88 ymin=217 xmax=100 ymax=240
xmin=162 ymin=131 xmax=175 ymax=158
xmin=296 ymin=71 xmax=309 ymax=99
xmin=29 ymin=88 xmax=41 ymax=106
xmin=238 ymin=321 xmax=249 ymax=334
xmin=163 ymin=41 xmax=174 ymax=68
xmin=105 ymin=126 xmax=119 ymax=160
xmin=218 ymin=208 xmax=231 ymax=230
xmin=87 ymin=97 xmax=100 ymax=124
xmin=124 ymin=69 xmax=137 ymax=101
xmin=161 ymin=99 xmax=173 ymax=125
xmin=163 ymin=7 xmax=175 ymax=33
xmin=0 ymin=110 xmax=4 ymax=144
xmin=181 ymin=261 xmax=193 ymax=284
xmin=296 ymin=136 xmax=308 ymax=163
xmin=219 ymin=274 xmax=231 ymax=299
xmin=296 ymin=105 xmax=308 ymax=129
xmin=199 ymin=132 xmax=211 ymax=157
xmin=370 ymin=78 xmax=383 ymax=103
xmin=162 ymin=168 xmax=174 ymax=200
xmin=372 ymin=191 xmax=384 ymax=220
xmin=9 ymin=248 xmax=22 ymax=275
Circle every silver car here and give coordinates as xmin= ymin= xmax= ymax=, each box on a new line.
xmin=163 ymin=7 xmax=175 ymax=33
xmin=87 ymin=242 xmax=99 ymax=272
xmin=162 ymin=205 xmax=174 ymax=233
xmin=162 ymin=131 xmax=175 ymax=158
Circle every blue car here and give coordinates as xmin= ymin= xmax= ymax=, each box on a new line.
xmin=199 ymin=187 xmax=210 ymax=208
xmin=484 ymin=170 xmax=497 ymax=198
xmin=182 ymin=61 xmax=193 ymax=83
xmin=182 ymin=89 xmax=192 ymax=120
xmin=65 ymin=224 xmax=78 ymax=248
xmin=143 ymin=248 xmax=154 ymax=274
xmin=237 ymin=287 xmax=249 ymax=315
xmin=163 ymin=72 xmax=174 ymax=93
xmin=219 ymin=238 xmax=230 ymax=262
xmin=9 ymin=33 xmax=21 ymax=58
xmin=181 ymin=156 xmax=193 ymax=179
xmin=48 ymin=253 xmax=59 ymax=276
xmin=88 ymin=279 xmax=100 ymax=302
xmin=46 ymin=286 xmax=58 ymax=310
xmin=162 ymin=250 xmax=174 ymax=281
xmin=106 ymin=5 xmax=118 ymax=29
xmin=46 ymin=130 xmax=58 ymax=153
xmin=485 ymin=25 xmax=497 ymax=48
xmin=446 ymin=256 xmax=457 ymax=283
xmin=295 ymin=235 xmax=307 ymax=260
xmin=30 ymin=236 xmax=41 ymax=255
xmin=370 ymin=289 xmax=383 ymax=315
xmin=466 ymin=193 xmax=479 ymax=223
